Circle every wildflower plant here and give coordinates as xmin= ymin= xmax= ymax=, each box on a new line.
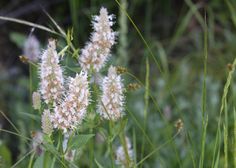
xmin=23 ymin=7 xmax=134 ymax=167
xmin=1 ymin=1 xmax=234 ymax=168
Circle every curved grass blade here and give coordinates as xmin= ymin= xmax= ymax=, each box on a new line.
xmin=0 ymin=16 xmax=62 ymax=36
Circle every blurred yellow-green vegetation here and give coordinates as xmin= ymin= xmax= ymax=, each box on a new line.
xmin=1 ymin=0 xmax=236 ymax=167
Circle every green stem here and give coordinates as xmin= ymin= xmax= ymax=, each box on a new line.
xmin=119 ymin=129 xmax=131 ymax=167
xmin=199 ymin=13 xmax=208 ymax=168
xmin=141 ymin=56 xmax=149 ymax=166
xmin=27 ymin=151 xmax=35 ymax=168
xmin=89 ymin=128 xmax=94 ymax=168
xmin=109 ymin=121 xmax=115 ymax=168
xmin=51 ymin=131 xmax=63 ymax=168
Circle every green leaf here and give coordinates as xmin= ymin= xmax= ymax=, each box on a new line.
xmin=68 ymin=134 xmax=94 ymax=150
xmin=33 ymin=152 xmax=52 ymax=168
xmin=95 ymin=158 xmax=104 ymax=168
xmin=43 ymin=143 xmax=60 ymax=156
xmin=33 ymin=153 xmax=44 ymax=168
xmin=0 ymin=143 xmax=12 ymax=167
xmin=9 ymin=32 xmax=27 ymax=48
xmin=18 ymin=112 xmax=40 ymax=120
xmin=58 ymin=45 xmax=69 ymax=58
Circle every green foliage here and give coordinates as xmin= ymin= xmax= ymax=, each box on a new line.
xmin=68 ymin=134 xmax=94 ymax=150
xmin=1 ymin=0 xmax=236 ymax=167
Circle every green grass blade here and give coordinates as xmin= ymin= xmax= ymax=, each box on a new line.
xmin=199 ymin=12 xmax=208 ymax=168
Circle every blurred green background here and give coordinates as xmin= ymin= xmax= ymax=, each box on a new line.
xmin=1 ymin=0 xmax=236 ymax=167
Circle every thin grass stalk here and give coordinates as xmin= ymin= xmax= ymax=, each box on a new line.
xmin=0 ymin=110 xmax=20 ymax=134
xmin=114 ymin=3 xmax=194 ymax=163
xmin=59 ymin=131 xmax=66 ymax=165
xmin=50 ymin=134 xmax=62 ymax=168
xmin=225 ymin=0 xmax=236 ymax=28
xmin=199 ymin=116 xmax=208 ymax=168
xmin=11 ymin=149 xmax=34 ymax=168
xmin=126 ymin=71 xmax=182 ymax=165
xmin=132 ymin=128 xmax=137 ymax=167
xmin=185 ymin=131 xmax=196 ymax=168
xmin=117 ymin=0 xmax=128 ymax=66
xmin=0 ymin=128 xmax=31 ymax=141
xmin=89 ymin=127 xmax=94 ymax=168
xmin=224 ymin=97 xmax=228 ymax=168
xmin=0 ymin=16 xmax=61 ymax=36
xmin=136 ymin=132 xmax=180 ymax=167
xmin=211 ymin=53 xmax=236 ymax=167
xmin=109 ymin=121 xmax=115 ymax=168
xmin=27 ymin=151 xmax=35 ymax=168
xmin=140 ymin=0 xmax=151 ymax=166
xmin=69 ymin=0 xmax=79 ymax=46
xmin=119 ymin=129 xmax=131 ymax=167
xmin=234 ymin=109 xmax=236 ymax=167
xmin=125 ymin=107 xmax=154 ymax=148
xmin=141 ymin=56 xmax=150 ymax=166
xmin=199 ymin=12 xmax=208 ymax=168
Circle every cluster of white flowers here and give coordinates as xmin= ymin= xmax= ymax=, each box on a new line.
xmin=79 ymin=7 xmax=116 ymax=72
xmin=116 ymin=137 xmax=134 ymax=167
xmin=98 ymin=66 xmax=125 ymax=121
xmin=23 ymin=35 xmax=40 ymax=62
xmin=51 ymin=72 xmax=90 ymax=132
xmin=39 ymin=39 xmax=64 ymax=105
xmin=36 ymin=7 xmax=125 ymax=136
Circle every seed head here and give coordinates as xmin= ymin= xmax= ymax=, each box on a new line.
xmin=19 ymin=55 xmax=29 ymax=64
xmin=127 ymin=83 xmax=141 ymax=91
xmin=175 ymin=118 xmax=184 ymax=132
xmin=116 ymin=66 xmax=128 ymax=75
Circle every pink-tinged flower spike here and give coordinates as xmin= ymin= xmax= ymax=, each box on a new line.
xmin=52 ymin=71 xmax=90 ymax=132
xmin=39 ymin=39 xmax=64 ymax=105
xmin=23 ymin=35 xmax=40 ymax=62
xmin=98 ymin=66 xmax=125 ymax=121
xmin=79 ymin=7 xmax=117 ymax=72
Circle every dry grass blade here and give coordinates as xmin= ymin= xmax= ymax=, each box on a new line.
xmin=0 ymin=16 xmax=62 ymax=36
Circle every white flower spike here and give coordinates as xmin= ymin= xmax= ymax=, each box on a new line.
xmin=98 ymin=66 xmax=125 ymax=121
xmin=79 ymin=7 xmax=116 ymax=72
xmin=51 ymin=71 xmax=90 ymax=132
xmin=39 ymin=39 xmax=64 ymax=105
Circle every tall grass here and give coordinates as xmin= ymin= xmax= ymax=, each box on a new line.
xmin=0 ymin=0 xmax=236 ymax=167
